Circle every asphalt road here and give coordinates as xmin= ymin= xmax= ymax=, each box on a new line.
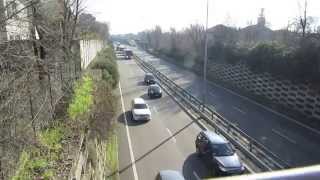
xmin=131 ymin=47 xmax=320 ymax=168
xmin=116 ymin=56 xmax=212 ymax=180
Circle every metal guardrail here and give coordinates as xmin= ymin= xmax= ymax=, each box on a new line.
xmin=134 ymin=54 xmax=291 ymax=172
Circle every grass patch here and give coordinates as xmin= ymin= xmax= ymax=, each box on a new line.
xmin=11 ymin=125 xmax=66 ymax=180
xmin=106 ymin=132 xmax=118 ymax=173
xmin=68 ymin=75 xmax=94 ymax=120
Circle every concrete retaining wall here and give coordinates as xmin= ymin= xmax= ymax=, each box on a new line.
xmin=207 ymin=62 xmax=320 ymax=120
xmin=80 ymin=40 xmax=105 ymax=69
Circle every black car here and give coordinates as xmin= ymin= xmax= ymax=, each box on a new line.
xmin=195 ymin=130 xmax=245 ymax=176
xmin=148 ymin=84 xmax=162 ymax=98
xmin=124 ymin=50 xmax=133 ymax=59
xmin=144 ymin=73 xmax=156 ymax=85
xmin=156 ymin=170 xmax=185 ymax=180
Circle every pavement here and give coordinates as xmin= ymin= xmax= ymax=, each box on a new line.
xmin=116 ymin=57 xmax=211 ymax=180
xmin=130 ymin=47 xmax=320 ymax=168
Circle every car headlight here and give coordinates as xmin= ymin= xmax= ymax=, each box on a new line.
xmin=218 ymin=165 xmax=228 ymax=172
xmin=240 ymin=164 xmax=245 ymax=171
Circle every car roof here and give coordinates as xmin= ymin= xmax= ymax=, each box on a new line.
xmin=202 ymin=130 xmax=228 ymax=144
xmin=150 ymin=84 xmax=160 ymax=88
xmin=133 ymin=98 xmax=145 ymax=104
xmin=159 ymin=170 xmax=184 ymax=180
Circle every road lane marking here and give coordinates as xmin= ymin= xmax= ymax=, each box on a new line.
xmin=233 ymin=106 xmax=246 ymax=114
xmin=119 ymin=82 xmax=139 ymax=180
xmin=152 ymin=106 xmax=158 ymax=113
xmin=207 ymin=81 xmax=320 ymax=136
xmin=272 ymin=129 xmax=297 ymax=144
xmin=209 ymin=92 xmax=216 ymax=98
xmin=193 ymin=171 xmax=201 ymax=180
xmin=166 ymin=128 xmax=177 ymax=143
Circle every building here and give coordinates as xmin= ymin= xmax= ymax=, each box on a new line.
xmin=0 ymin=0 xmax=31 ymax=42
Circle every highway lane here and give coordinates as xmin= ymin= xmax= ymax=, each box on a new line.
xmin=116 ymin=57 xmax=211 ymax=180
xmin=131 ymin=48 xmax=320 ymax=167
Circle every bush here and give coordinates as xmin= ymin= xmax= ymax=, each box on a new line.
xmin=208 ymin=42 xmax=244 ymax=64
xmin=12 ymin=151 xmax=54 ymax=180
xmin=246 ymin=43 xmax=287 ymax=73
xmin=89 ymin=47 xmax=119 ymax=87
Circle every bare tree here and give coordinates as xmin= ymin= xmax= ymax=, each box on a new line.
xmin=299 ymin=0 xmax=308 ymax=37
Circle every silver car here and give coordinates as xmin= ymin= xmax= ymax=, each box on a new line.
xmin=131 ymin=98 xmax=151 ymax=121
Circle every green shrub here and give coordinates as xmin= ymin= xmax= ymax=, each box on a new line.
xmin=39 ymin=127 xmax=64 ymax=152
xmin=68 ymin=75 xmax=94 ymax=120
xmin=88 ymin=47 xmax=119 ymax=87
xmin=12 ymin=151 xmax=53 ymax=180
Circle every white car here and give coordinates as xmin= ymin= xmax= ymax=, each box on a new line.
xmin=131 ymin=98 xmax=151 ymax=121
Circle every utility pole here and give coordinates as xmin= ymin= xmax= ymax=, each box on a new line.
xmin=203 ymin=0 xmax=209 ymax=105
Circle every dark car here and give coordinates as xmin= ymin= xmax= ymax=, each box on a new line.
xmin=156 ymin=170 xmax=185 ymax=180
xmin=124 ymin=50 xmax=133 ymax=59
xmin=148 ymin=84 xmax=162 ymax=98
xmin=195 ymin=130 xmax=245 ymax=176
xmin=144 ymin=73 xmax=156 ymax=85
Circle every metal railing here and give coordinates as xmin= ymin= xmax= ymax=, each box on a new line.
xmin=134 ymin=54 xmax=291 ymax=172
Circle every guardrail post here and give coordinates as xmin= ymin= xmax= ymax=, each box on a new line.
xmin=211 ymin=112 xmax=214 ymax=120
xmin=249 ymin=143 xmax=253 ymax=152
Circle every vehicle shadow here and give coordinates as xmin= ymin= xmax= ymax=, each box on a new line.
xmin=140 ymin=93 xmax=150 ymax=100
xmin=117 ymin=111 xmax=148 ymax=126
xmin=137 ymin=81 xmax=145 ymax=86
xmin=182 ymin=153 xmax=212 ymax=180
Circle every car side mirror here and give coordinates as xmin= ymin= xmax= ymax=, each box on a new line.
xmin=232 ymin=144 xmax=238 ymax=150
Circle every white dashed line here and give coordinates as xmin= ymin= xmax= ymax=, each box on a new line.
xmin=272 ymin=129 xmax=297 ymax=144
xmin=152 ymin=106 xmax=158 ymax=113
xmin=233 ymin=106 xmax=246 ymax=114
xmin=119 ymin=82 xmax=139 ymax=180
xmin=166 ymin=128 xmax=177 ymax=143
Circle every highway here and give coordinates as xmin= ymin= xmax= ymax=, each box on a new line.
xmin=130 ymin=47 xmax=320 ymax=168
xmin=117 ymin=56 xmax=211 ymax=180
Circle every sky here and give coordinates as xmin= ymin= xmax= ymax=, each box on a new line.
xmin=85 ymin=0 xmax=320 ymax=35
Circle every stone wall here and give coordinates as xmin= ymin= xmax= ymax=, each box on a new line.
xmin=207 ymin=62 xmax=320 ymax=120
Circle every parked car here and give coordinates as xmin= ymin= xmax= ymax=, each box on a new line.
xmin=148 ymin=84 xmax=162 ymax=98
xmin=144 ymin=73 xmax=156 ymax=85
xmin=131 ymin=98 xmax=151 ymax=121
xmin=195 ymin=130 xmax=245 ymax=176
xmin=156 ymin=170 xmax=185 ymax=180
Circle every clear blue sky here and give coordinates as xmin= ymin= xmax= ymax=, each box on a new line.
xmin=86 ymin=0 xmax=320 ymax=34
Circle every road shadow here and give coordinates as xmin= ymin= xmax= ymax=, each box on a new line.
xmin=117 ymin=111 xmax=148 ymax=126
xmin=182 ymin=153 xmax=212 ymax=180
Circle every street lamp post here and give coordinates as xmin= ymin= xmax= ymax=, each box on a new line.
xmin=203 ymin=0 xmax=209 ymax=106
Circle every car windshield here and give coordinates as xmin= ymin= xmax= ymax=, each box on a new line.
xmin=146 ymin=75 xmax=155 ymax=80
xmin=211 ymin=143 xmax=234 ymax=156
xmin=134 ymin=104 xmax=147 ymax=109
xmin=150 ymin=86 xmax=160 ymax=91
